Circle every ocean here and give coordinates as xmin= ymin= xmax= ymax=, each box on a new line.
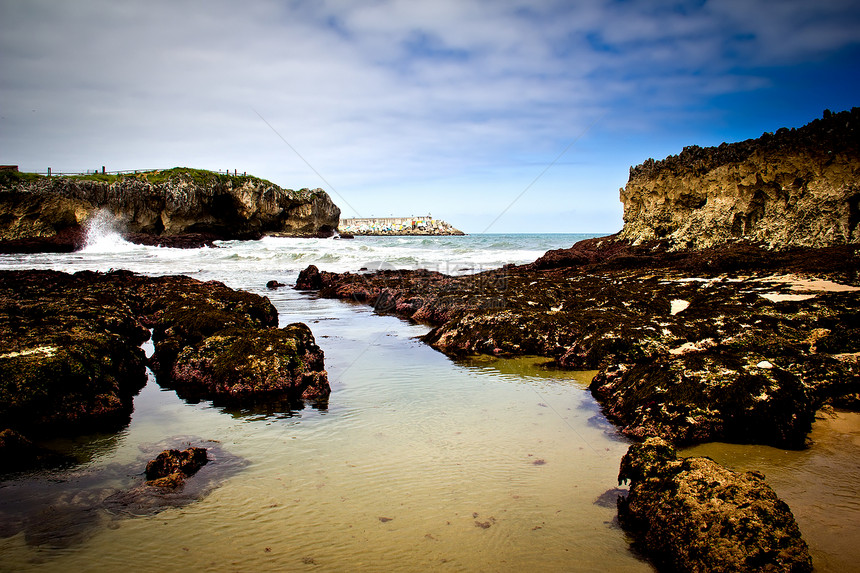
xmin=0 ymin=231 xmax=598 ymax=281
xmin=1 ymin=230 xmax=857 ymax=571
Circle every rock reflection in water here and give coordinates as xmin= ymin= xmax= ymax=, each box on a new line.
xmin=0 ymin=437 xmax=247 ymax=549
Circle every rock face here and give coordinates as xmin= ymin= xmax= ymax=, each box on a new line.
xmin=0 ymin=168 xmax=340 ymax=251
xmin=0 ymin=270 xmax=330 ymax=473
xmin=618 ymin=108 xmax=860 ymax=249
xmin=0 ymin=187 xmax=92 ymax=251
xmin=618 ymin=437 xmax=812 ymax=572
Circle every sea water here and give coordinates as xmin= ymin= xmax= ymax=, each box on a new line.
xmin=0 ymin=230 xmax=857 ymax=571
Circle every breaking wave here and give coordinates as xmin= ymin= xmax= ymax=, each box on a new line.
xmin=80 ymin=211 xmax=139 ymax=254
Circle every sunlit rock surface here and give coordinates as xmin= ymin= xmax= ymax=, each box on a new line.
xmin=618 ymin=108 xmax=860 ymax=249
xmin=618 ymin=437 xmax=812 ymax=572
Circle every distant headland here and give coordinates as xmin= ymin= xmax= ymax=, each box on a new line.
xmin=339 ymin=216 xmax=464 ymax=236
xmin=0 ymin=167 xmax=341 ymax=251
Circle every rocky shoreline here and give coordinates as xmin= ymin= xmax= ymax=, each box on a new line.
xmin=0 ymin=270 xmax=329 ymax=474
xmin=296 ymin=236 xmax=859 ymax=570
xmin=3 ymin=109 xmax=857 ymax=570
xmin=296 ymin=238 xmax=860 ymax=448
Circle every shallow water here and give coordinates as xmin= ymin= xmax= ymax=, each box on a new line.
xmin=0 ymin=286 xmax=647 ymax=572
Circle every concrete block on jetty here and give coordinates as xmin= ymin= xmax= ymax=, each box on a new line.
xmin=339 ymin=216 xmax=464 ymax=236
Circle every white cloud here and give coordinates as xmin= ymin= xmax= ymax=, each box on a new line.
xmin=1 ymin=0 xmax=858 ymax=231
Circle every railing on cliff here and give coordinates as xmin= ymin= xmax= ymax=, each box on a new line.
xmin=8 ymin=166 xmax=251 ymax=177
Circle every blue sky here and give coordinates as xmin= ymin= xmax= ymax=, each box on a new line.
xmin=1 ymin=0 xmax=859 ymax=233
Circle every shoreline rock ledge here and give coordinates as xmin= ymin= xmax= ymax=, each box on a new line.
xmin=0 ymin=167 xmax=341 ymax=252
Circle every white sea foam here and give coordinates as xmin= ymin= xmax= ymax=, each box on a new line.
xmin=79 ymin=210 xmax=140 ymax=254
xmin=1 ymin=233 xmax=598 ymax=287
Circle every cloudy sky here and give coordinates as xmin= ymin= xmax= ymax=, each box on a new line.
xmin=2 ymin=0 xmax=859 ymax=233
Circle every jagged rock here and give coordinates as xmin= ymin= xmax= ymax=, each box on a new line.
xmin=618 ymin=108 xmax=860 ymax=249
xmin=0 ymin=168 xmax=340 ymax=251
xmin=296 ymin=264 xmax=323 ymax=290
xmin=618 ymin=437 xmax=812 ymax=572
xmin=145 ymin=447 xmax=209 ymax=488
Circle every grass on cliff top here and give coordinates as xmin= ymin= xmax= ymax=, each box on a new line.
xmin=1 ymin=168 xmax=320 ymax=196
xmin=0 ymin=170 xmax=44 ymax=187
xmin=73 ymin=167 xmax=279 ymax=188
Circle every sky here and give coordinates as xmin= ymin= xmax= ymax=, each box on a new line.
xmin=1 ymin=0 xmax=859 ymax=234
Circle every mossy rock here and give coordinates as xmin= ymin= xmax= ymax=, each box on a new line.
xmin=1 ymin=269 xmax=329 ymax=474
xmin=167 ymin=323 xmax=329 ymax=403
xmin=591 ymin=351 xmax=815 ymax=448
xmin=618 ymin=437 xmax=813 ymax=572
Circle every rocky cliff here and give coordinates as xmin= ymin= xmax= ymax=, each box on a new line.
xmin=0 ymin=168 xmax=340 ymax=250
xmin=618 ymin=108 xmax=860 ymax=249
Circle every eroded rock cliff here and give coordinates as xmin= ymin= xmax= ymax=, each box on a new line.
xmin=619 ymin=108 xmax=860 ymax=249
xmin=0 ymin=168 xmax=340 ymax=250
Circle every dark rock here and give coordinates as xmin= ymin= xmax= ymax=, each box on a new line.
xmin=167 ymin=323 xmax=330 ymax=402
xmin=266 ymin=279 xmax=286 ymax=290
xmin=296 ymin=264 xmax=323 ymax=290
xmin=618 ymin=437 xmax=813 ymax=572
xmin=0 ymin=269 xmax=330 ymax=472
xmin=136 ymin=275 xmax=330 ymax=405
xmin=0 ymin=270 xmax=150 ymax=438
xmin=123 ymin=232 xmax=222 ymax=249
xmin=145 ymin=447 xmax=209 ymax=488
xmin=100 ymin=438 xmax=249 ymax=518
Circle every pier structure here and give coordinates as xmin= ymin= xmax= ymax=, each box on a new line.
xmin=339 ymin=216 xmax=464 ymax=236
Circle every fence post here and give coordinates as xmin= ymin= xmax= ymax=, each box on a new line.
xmin=102 ymin=166 xmax=105 ymax=174
xmin=47 ymin=167 xmax=51 ymax=177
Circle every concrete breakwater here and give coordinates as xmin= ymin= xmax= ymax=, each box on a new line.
xmin=339 ymin=216 xmax=464 ymax=236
